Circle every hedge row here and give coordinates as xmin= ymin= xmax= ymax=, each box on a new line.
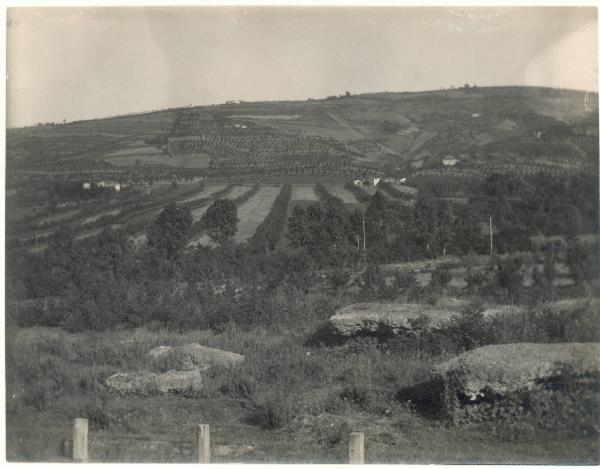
xmin=314 ymin=183 xmax=346 ymax=208
xmin=343 ymin=181 xmax=371 ymax=203
xmin=377 ymin=180 xmax=415 ymax=200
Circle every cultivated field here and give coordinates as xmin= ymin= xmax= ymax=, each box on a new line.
xmin=388 ymin=184 xmax=418 ymax=196
xmin=35 ymin=209 xmax=82 ymax=227
xmin=324 ymin=184 xmax=359 ymax=205
xmin=75 ymin=224 xmax=122 ymax=241
xmin=225 ymin=185 xmax=254 ymax=201
xmin=290 ymin=184 xmax=319 ymax=202
xmin=178 ymin=184 xmax=228 ymax=204
xmin=234 ymin=186 xmax=282 ymax=243
xmin=190 ymin=206 xmax=210 ymax=223
xmin=81 ymin=209 xmax=122 ymax=226
xmin=187 ymin=185 xmax=283 ymax=247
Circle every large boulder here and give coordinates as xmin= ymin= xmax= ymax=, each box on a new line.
xmin=106 ymin=368 xmax=203 ymax=395
xmin=432 ymin=343 xmax=600 ymax=425
xmin=147 ymin=343 xmax=244 ymax=371
xmin=328 ymin=302 xmax=462 ymax=337
xmin=480 ymin=298 xmax=600 ymax=321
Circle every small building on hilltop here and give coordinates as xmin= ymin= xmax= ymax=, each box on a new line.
xmin=443 ymin=157 xmax=459 ymax=166
xmin=354 ymin=177 xmax=381 ymax=187
xmin=97 ymin=181 xmax=121 ymax=192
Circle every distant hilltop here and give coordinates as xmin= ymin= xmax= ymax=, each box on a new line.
xmin=6 ymin=85 xmax=598 ymax=181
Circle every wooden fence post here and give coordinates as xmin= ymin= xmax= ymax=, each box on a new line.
xmin=349 ymin=432 xmax=364 ymax=464
xmin=197 ymin=424 xmax=210 ymax=463
xmin=73 ymin=418 xmax=88 ymax=462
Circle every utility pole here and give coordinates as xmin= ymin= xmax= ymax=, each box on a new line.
xmin=489 ymin=216 xmax=493 ymax=256
xmin=362 ymin=217 xmax=367 ymax=263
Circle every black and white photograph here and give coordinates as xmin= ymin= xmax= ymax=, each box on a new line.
xmin=4 ymin=3 xmax=600 ymax=464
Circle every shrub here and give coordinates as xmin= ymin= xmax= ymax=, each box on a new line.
xmin=446 ymin=305 xmax=492 ymax=351
xmin=340 ymin=384 xmax=373 ymax=407
xmin=393 ymin=270 xmax=417 ymax=293
xmin=246 ymin=392 xmax=295 ymax=429
xmin=311 ymin=417 xmax=351 ymax=449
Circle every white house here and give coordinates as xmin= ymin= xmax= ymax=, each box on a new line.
xmin=354 ymin=178 xmax=381 ymax=187
xmin=97 ymin=181 xmax=121 ymax=192
xmin=83 ymin=182 xmax=91 ymax=190
xmin=442 ymin=157 xmax=458 ymax=166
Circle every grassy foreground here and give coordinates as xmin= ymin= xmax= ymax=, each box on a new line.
xmin=6 ymin=323 xmax=599 ymax=463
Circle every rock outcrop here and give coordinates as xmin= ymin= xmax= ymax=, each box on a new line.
xmin=147 ymin=343 xmax=244 ymax=371
xmin=106 ymin=344 xmax=243 ymax=395
xmin=328 ymin=302 xmax=462 ymax=337
xmin=432 ymin=342 xmax=600 ymax=425
xmin=106 ymin=368 xmax=203 ymax=395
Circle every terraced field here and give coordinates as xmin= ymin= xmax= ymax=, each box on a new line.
xmin=324 ymin=183 xmax=360 ymax=205
xmin=81 ymin=209 xmax=122 ymax=226
xmin=225 ymin=185 xmax=254 ymax=200
xmin=362 ymin=186 xmax=387 ymax=197
xmin=187 ymin=185 xmax=283 ymax=247
xmin=35 ymin=209 xmax=82 ymax=227
xmin=234 ymin=186 xmax=282 ymax=243
xmin=128 ymin=184 xmax=256 ymax=247
xmin=76 ymin=224 xmax=122 ymax=241
xmin=190 ymin=205 xmax=210 ymax=223
xmin=178 ymin=183 xmax=228 ymax=204
xmin=102 ymin=144 xmax=165 ymax=166
xmin=291 ymin=184 xmax=319 ymax=202
xmin=388 ymin=184 xmax=418 ymax=196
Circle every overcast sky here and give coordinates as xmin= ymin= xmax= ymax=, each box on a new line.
xmin=6 ymin=6 xmax=598 ymax=127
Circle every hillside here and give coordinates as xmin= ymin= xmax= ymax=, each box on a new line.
xmin=7 ymin=86 xmax=599 ymax=183
xmin=5 ymin=85 xmax=600 ymax=463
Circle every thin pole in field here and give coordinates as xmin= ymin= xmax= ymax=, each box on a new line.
xmin=489 ymin=216 xmax=493 ymax=256
xmin=349 ymin=432 xmax=364 ymax=464
xmin=197 ymin=424 xmax=210 ymax=463
xmin=72 ymin=418 xmax=88 ymax=462
xmin=362 ymin=218 xmax=366 ymax=262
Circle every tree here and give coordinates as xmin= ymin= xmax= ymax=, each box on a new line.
xmin=147 ymin=203 xmax=192 ymax=259
xmin=365 ymin=192 xmax=390 ymax=259
xmin=286 ymin=206 xmax=308 ymax=248
xmin=203 ymin=199 xmax=238 ymax=245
